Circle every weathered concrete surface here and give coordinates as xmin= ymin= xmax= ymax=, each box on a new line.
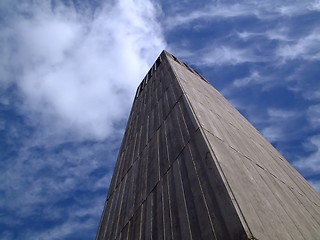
xmin=96 ymin=50 xmax=320 ymax=240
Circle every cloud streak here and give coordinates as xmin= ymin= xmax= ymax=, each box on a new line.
xmin=276 ymin=29 xmax=320 ymax=62
xmin=164 ymin=4 xmax=251 ymax=30
xmin=307 ymin=104 xmax=320 ymax=128
xmin=201 ymin=46 xmax=264 ymax=66
xmin=294 ymin=135 xmax=320 ymax=175
xmin=233 ymin=70 xmax=264 ymax=87
xmin=163 ymin=1 xmax=320 ymax=30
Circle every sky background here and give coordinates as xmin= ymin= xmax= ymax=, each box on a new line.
xmin=0 ymin=0 xmax=319 ymax=239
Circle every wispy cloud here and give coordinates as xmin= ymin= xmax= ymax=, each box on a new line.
xmin=237 ymin=27 xmax=291 ymax=42
xmin=260 ymin=108 xmax=301 ymax=142
xmin=236 ymin=31 xmax=263 ymax=41
xmin=307 ymin=104 xmax=320 ymax=128
xmin=163 ymin=1 xmax=319 ymax=30
xmin=276 ymin=29 xmax=320 ymax=62
xmin=233 ymin=70 xmax=265 ymax=87
xmin=304 ymin=90 xmax=320 ymax=100
xmin=310 ymin=0 xmax=320 ymax=11
xmin=274 ymin=0 xmax=320 ymax=15
xmin=262 ymin=126 xmax=286 ymax=142
xmin=164 ymin=1 xmax=320 ymax=72
xmin=199 ymin=46 xmax=263 ymax=66
xmin=1 ymin=0 xmax=165 ymax=142
xmin=0 ymin=138 xmax=115 ymax=213
xmin=294 ymin=135 xmax=320 ymax=175
xmin=308 ymin=179 xmax=320 ymax=192
xmin=164 ymin=4 xmax=250 ymax=30
xmin=267 ymin=108 xmax=300 ymax=120
xmin=236 ymin=27 xmax=320 ymax=64
xmin=24 ymin=196 xmax=105 ymax=239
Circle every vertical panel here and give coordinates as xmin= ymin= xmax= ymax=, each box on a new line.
xmin=157 ymin=99 xmax=165 ymax=128
xmin=134 ymin=158 xmax=142 ymax=211
xmin=167 ymin=83 xmax=177 ymax=109
xmin=148 ymin=109 xmax=155 ymax=142
xmin=129 ymin=159 xmax=139 ymax=219
xmin=107 ymin=150 xmax=124 ymax=197
xmin=156 ymin=179 xmax=164 ymax=240
xmin=120 ymin=221 xmax=130 ymax=240
xmin=140 ymin=202 xmax=147 ymax=240
xmin=145 ymin=192 xmax=153 ymax=240
xmin=165 ymin=106 xmax=184 ymax=165
xmin=131 ymin=205 xmax=142 ymax=240
xmin=166 ymin=166 xmax=182 ymax=240
xmin=172 ymin=158 xmax=193 ymax=240
xmin=162 ymin=90 xmax=171 ymax=119
xmin=147 ymin=135 xmax=159 ymax=195
xmin=135 ymin=124 xmax=143 ymax=157
xmin=162 ymin=172 xmax=172 ymax=240
xmin=151 ymin=188 xmax=158 ymax=240
xmin=159 ymin=125 xmax=169 ymax=176
xmin=107 ymin=173 xmax=127 ymax=239
xmin=139 ymin=121 xmax=148 ymax=154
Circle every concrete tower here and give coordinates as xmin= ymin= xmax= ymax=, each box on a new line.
xmin=96 ymin=50 xmax=320 ymax=240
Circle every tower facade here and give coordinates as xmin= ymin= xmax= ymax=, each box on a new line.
xmin=96 ymin=51 xmax=320 ymax=240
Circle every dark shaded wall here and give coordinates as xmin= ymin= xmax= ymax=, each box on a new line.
xmin=96 ymin=51 xmax=246 ymax=240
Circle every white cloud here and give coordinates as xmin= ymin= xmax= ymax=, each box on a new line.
xmin=236 ymin=31 xmax=263 ymax=41
xmin=233 ymin=70 xmax=263 ymax=87
xmin=232 ymin=70 xmax=284 ymax=90
xmin=275 ymin=5 xmax=304 ymax=16
xmin=198 ymin=46 xmax=263 ymax=66
xmin=265 ymin=27 xmax=292 ymax=41
xmin=294 ymin=135 xmax=320 ymax=174
xmin=262 ymin=126 xmax=285 ymax=142
xmin=308 ymin=179 xmax=320 ymax=192
xmin=1 ymin=0 xmax=166 ymax=142
xmin=164 ymin=4 xmax=250 ymax=30
xmin=260 ymin=108 xmax=301 ymax=142
xmin=164 ymin=1 xmax=318 ymax=30
xmin=236 ymin=27 xmax=292 ymax=43
xmin=276 ymin=29 xmax=320 ymax=62
xmin=309 ymin=0 xmax=320 ymax=11
xmin=275 ymin=0 xmax=320 ymax=17
xmin=304 ymin=90 xmax=320 ymax=100
xmin=267 ymin=108 xmax=300 ymax=120
xmin=307 ymin=104 xmax=320 ymax=128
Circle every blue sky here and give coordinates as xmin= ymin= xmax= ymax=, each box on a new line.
xmin=0 ymin=0 xmax=319 ymax=239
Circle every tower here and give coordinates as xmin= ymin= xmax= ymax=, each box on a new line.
xmin=96 ymin=50 xmax=320 ymax=239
